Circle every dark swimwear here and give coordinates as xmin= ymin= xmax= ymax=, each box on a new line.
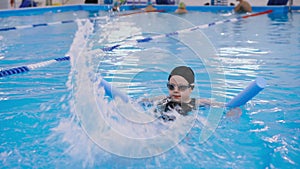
xmin=154 ymin=97 xmax=196 ymax=122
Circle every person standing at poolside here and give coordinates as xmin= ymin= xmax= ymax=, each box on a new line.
xmin=234 ymin=0 xmax=252 ymax=13
xmin=10 ymin=0 xmax=14 ymax=7
xmin=19 ymin=0 xmax=37 ymax=8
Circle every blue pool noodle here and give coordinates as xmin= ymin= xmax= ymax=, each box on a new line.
xmin=99 ymin=79 xmax=129 ymax=103
xmin=226 ymin=77 xmax=267 ymax=108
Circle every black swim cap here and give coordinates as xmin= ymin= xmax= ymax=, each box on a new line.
xmin=168 ymin=66 xmax=195 ymax=85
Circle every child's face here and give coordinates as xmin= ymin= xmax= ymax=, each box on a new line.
xmin=168 ymin=75 xmax=193 ymax=103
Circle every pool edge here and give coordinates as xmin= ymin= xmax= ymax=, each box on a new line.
xmin=0 ymin=4 xmax=297 ymax=17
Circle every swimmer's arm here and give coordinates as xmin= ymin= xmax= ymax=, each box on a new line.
xmin=196 ymin=98 xmax=225 ymax=107
xmin=197 ymin=98 xmax=242 ymax=118
xmin=139 ymin=95 xmax=166 ymax=103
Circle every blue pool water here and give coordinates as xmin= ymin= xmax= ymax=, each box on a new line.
xmin=0 ymin=7 xmax=300 ymax=168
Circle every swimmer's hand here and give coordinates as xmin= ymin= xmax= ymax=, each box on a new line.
xmin=197 ymin=98 xmax=242 ymax=118
xmin=226 ymin=107 xmax=242 ymax=118
xmin=196 ymin=98 xmax=225 ymax=107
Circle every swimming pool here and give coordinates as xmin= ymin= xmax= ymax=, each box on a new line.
xmin=0 ymin=5 xmax=299 ymax=168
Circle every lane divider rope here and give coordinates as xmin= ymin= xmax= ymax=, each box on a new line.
xmin=0 ymin=56 xmax=70 ymax=77
xmin=0 ymin=10 xmax=273 ymax=78
xmin=0 ymin=10 xmax=165 ymax=32
xmin=0 ymin=17 xmax=107 ymax=32
xmin=102 ymin=10 xmax=273 ymax=51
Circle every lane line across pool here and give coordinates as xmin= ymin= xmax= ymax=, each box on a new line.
xmin=0 ymin=10 xmax=272 ymax=79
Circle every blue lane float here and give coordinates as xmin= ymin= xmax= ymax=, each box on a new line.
xmin=0 ymin=66 xmax=30 ymax=77
xmin=0 ymin=56 xmax=70 ymax=78
xmin=226 ymin=77 xmax=267 ymax=108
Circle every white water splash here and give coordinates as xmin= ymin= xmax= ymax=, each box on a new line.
xmin=50 ymin=12 xmax=228 ymax=167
